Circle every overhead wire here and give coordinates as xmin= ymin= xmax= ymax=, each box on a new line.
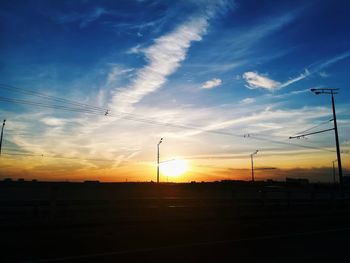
xmin=0 ymin=84 xmax=346 ymax=155
xmin=292 ymin=118 xmax=333 ymax=136
xmin=0 ymin=95 xmax=341 ymax=154
xmin=0 ymin=83 xmax=107 ymax=111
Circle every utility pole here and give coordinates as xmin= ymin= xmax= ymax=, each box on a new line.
xmin=250 ymin=150 xmax=258 ymax=182
xmin=0 ymin=119 xmax=6 ymax=156
xmin=157 ymin=138 xmax=163 ymax=184
xmin=311 ymin=88 xmax=343 ymax=191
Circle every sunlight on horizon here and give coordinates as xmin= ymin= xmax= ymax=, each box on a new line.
xmin=160 ymin=159 xmax=188 ymax=178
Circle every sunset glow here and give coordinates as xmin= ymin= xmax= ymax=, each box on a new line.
xmin=0 ymin=0 xmax=349 ymax=183
xmin=160 ymin=159 xmax=188 ymax=178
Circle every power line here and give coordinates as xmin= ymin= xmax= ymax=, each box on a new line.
xmin=292 ymin=118 xmax=333 ymax=136
xmin=248 ymin=134 xmax=337 ymax=153
xmin=0 ymin=83 xmax=108 ymax=112
xmin=289 ymin=128 xmax=335 ymax=139
xmin=0 ymin=84 xmax=346 ymax=154
xmin=0 ymin=94 xmax=340 ymax=154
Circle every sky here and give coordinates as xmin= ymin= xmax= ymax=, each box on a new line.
xmin=0 ymin=0 xmax=349 ymax=182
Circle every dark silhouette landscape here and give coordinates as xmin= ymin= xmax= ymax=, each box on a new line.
xmin=1 ymin=179 xmax=350 ymax=262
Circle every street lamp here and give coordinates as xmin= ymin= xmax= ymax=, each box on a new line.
xmin=0 ymin=119 xmax=6 ymax=156
xmin=157 ymin=138 xmax=163 ymax=184
xmin=311 ymin=88 xmax=343 ymax=190
xmin=250 ymin=150 xmax=258 ymax=182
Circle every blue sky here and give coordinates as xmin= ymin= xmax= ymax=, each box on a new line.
xmin=0 ymin=0 xmax=349 ymax=182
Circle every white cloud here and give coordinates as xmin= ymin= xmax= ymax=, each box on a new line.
xmin=40 ymin=117 xmax=66 ymax=126
xmin=106 ymin=67 xmax=134 ymax=85
xmin=126 ymin=44 xmax=142 ymax=54
xmin=110 ymin=16 xmax=209 ymax=112
xmin=240 ymin=97 xmax=255 ymax=104
xmin=279 ymin=69 xmax=310 ymax=88
xmin=200 ymin=78 xmax=222 ymax=89
xmin=242 ymin=50 xmax=350 ymax=92
xmin=243 ymin=69 xmax=310 ymax=91
xmin=243 ymin=72 xmax=281 ymax=91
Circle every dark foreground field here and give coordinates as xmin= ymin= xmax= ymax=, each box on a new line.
xmin=1 ymin=181 xmax=350 ymax=262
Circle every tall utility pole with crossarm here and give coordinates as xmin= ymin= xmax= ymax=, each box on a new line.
xmin=311 ymin=88 xmax=343 ymax=190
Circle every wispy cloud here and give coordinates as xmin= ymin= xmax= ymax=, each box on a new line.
xmin=126 ymin=44 xmax=142 ymax=54
xmin=240 ymin=98 xmax=255 ymax=104
xmin=243 ymin=72 xmax=281 ymax=91
xmin=106 ymin=67 xmax=134 ymax=85
xmin=110 ymin=16 xmax=209 ymax=112
xmin=243 ymin=69 xmax=311 ymax=91
xmin=57 ymin=7 xmax=108 ymax=28
xmin=243 ymin=50 xmax=350 ymax=92
xmin=319 ymin=71 xmax=329 ymax=78
xmin=200 ymin=78 xmax=222 ymax=89
xmin=315 ymin=51 xmax=350 ymax=70
xmin=271 ymin=88 xmax=310 ymax=99
xmin=279 ymin=69 xmax=310 ymax=88
xmin=40 ymin=117 xmax=67 ymax=127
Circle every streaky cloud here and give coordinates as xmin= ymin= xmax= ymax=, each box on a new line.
xmin=315 ymin=51 xmax=350 ymax=70
xmin=201 ymin=78 xmax=222 ymax=89
xmin=279 ymin=69 xmax=310 ymax=89
xmin=242 ymin=50 xmax=350 ymax=92
xmin=110 ymin=16 xmax=209 ymax=112
xmin=243 ymin=72 xmax=281 ymax=91
xmin=57 ymin=7 xmax=108 ymax=28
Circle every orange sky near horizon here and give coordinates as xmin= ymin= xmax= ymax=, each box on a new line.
xmin=1 ymin=149 xmax=349 ymax=183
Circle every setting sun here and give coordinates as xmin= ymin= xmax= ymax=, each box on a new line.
xmin=160 ymin=159 xmax=188 ymax=177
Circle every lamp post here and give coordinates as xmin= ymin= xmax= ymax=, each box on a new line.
xmin=157 ymin=138 xmax=163 ymax=184
xmin=311 ymin=88 xmax=343 ymax=191
xmin=0 ymin=119 xmax=6 ymax=156
xmin=250 ymin=150 xmax=258 ymax=182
